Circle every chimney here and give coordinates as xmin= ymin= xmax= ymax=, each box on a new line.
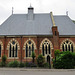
xmin=28 ymin=5 xmax=34 ymax=20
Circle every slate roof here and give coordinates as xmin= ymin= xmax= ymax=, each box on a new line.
xmin=0 ymin=13 xmax=75 ymax=36
xmin=0 ymin=14 xmax=53 ymax=36
xmin=54 ymin=16 xmax=75 ymax=35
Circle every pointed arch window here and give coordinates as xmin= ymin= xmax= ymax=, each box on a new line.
xmin=42 ymin=40 xmax=51 ymax=56
xmin=62 ymin=40 xmax=74 ymax=52
xmin=25 ymin=40 xmax=34 ymax=57
xmin=9 ymin=41 xmax=18 ymax=57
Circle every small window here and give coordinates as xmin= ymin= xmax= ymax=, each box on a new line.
xmin=55 ymin=31 xmax=57 ymax=36
xmin=28 ymin=41 xmax=31 ymax=44
xmin=12 ymin=41 xmax=15 ymax=45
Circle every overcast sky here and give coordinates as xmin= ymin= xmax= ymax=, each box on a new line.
xmin=0 ymin=0 xmax=75 ymax=24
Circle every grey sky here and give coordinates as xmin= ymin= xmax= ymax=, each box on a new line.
xmin=0 ymin=0 xmax=75 ymax=24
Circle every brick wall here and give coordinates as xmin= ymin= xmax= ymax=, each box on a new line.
xmin=0 ymin=35 xmax=75 ymax=62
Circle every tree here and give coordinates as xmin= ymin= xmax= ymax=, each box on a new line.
xmin=32 ymin=52 xmax=36 ymax=63
xmin=54 ymin=49 xmax=60 ymax=62
xmin=53 ymin=51 xmax=75 ymax=69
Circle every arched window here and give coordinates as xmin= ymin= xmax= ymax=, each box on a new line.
xmin=62 ymin=40 xmax=74 ymax=52
xmin=42 ymin=40 xmax=51 ymax=56
xmin=9 ymin=41 xmax=18 ymax=57
xmin=25 ymin=40 xmax=34 ymax=57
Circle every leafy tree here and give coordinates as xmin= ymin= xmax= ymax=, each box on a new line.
xmin=53 ymin=51 xmax=75 ymax=69
xmin=54 ymin=49 xmax=60 ymax=62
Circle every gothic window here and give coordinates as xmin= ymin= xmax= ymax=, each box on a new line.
xmin=25 ymin=40 xmax=34 ymax=57
xmin=9 ymin=41 xmax=18 ymax=57
xmin=42 ymin=40 xmax=51 ymax=56
xmin=62 ymin=40 xmax=74 ymax=52
xmin=0 ymin=45 xmax=1 ymax=57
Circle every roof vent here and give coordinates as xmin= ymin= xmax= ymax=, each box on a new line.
xmin=28 ymin=5 xmax=34 ymax=20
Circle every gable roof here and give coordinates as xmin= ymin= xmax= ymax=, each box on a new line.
xmin=0 ymin=13 xmax=75 ymax=36
xmin=0 ymin=14 xmax=53 ymax=36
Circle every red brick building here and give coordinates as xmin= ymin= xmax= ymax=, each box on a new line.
xmin=0 ymin=6 xmax=75 ymax=64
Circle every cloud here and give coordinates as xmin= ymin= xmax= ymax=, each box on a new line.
xmin=0 ymin=0 xmax=75 ymax=24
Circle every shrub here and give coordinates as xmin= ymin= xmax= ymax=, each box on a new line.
xmin=43 ymin=62 xmax=49 ymax=68
xmin=8 ymin=60 xmax=19 ymax=67
xmin=53 ymin=51 xmax=75 ymax=69
xmin=0 ymin=62 xmax=3 ymax=67
xmin=72 ymin=53 xmax=75 ymax=66
xmin=25 ymin=62 xmax=37 ymax=67
xmin=37 ymin=54 xmax=45 ymax=67
xmin=19 ymin=62 xmax=24 ymax=67
xmin=7 ymin=61 xmax=14 ymax=67
xmin=54 ymin=49 xmax=60 ymax=57
xmin=24 ymin=62 xmax=29 ymax=67
xmin=32 ymin=52 xmax=36 ymax=63
xmin=54 ymin=50 xmax=60 ymax=62
xmin=1 ymin=55 xmax=7 ymax=67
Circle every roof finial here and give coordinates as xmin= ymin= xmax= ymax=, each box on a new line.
xmin=12 ymin=7 xmax=14 ymax=14
xmin=30 ymin=3 xmax=32 ymax=8
xmin=30 ymin=3 xmax=31 ymax=7
xmin=66 ymin=11 xmax=68 ymax=16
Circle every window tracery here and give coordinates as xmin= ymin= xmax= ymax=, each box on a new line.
xmin=61 ymin=40 xmax=74 ymax=52
xmin=25 ymin=40 xmax=34 ymax=57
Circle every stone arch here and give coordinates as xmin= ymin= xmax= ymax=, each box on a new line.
xmin=40 ymin=38 xmax=53 ymax=65
xmin=40 ymin=38 xmax=53 ymax=50
xmin=60 ymin=38 xmax=75 ymax=51
xmin=7 ymin=38 xmax=20 ymax=50
xmin=0 ymin=40 xmax=3 ymax=50
xmin=23 ymin=38 xmax=36 ymax=50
